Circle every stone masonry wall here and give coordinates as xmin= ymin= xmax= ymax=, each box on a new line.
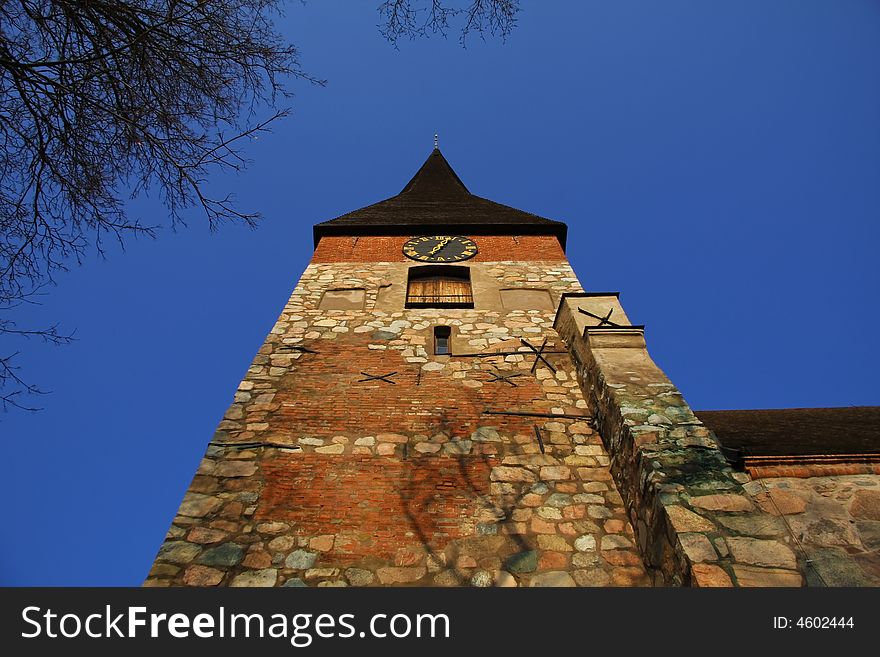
xmin=742 ymin=476 xmax=880 ymax=586
xmin=145 ymin=259 xmax=652 ymax=587
xmin=555 ymin=298 xmax=806 ymax=586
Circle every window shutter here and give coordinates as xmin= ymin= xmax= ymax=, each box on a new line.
xmin=406 ymin=275 xmax=472 ymax=306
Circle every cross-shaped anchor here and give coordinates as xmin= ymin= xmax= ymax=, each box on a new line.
xmin=358 ymin=371 xmax=398 ymax=384
xmin=486 ymin=369 xmax=523 ymax=387
xmin=577 ymin=306 xmax=621 ymax=327
xmin=277 ymin=344 xmax=319 ymax=354
xmin=520 ymin=338 xmax=557 ymax=374
xmin=533 ymin=425 xmax=546 ymax=454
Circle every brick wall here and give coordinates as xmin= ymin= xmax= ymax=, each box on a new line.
xmin=257 ymin=455 xmax=494 ymax=565
xmin=312 ymin=235 xmax=565 ymax=263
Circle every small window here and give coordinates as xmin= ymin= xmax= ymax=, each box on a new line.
xmin=434 ymin=326 xmax=451 ymax=355
xmin=406 ymin=265 xmax=473 ymax=308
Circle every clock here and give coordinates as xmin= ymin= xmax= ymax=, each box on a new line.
xmin=402 ymin=235 xmax=478 ymax=262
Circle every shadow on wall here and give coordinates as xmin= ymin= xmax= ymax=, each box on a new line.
xmin=397 ymin=411 xmax=540 ymax=585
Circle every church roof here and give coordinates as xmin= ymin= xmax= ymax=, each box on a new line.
xmin=696 ymin=406 xmax=880 ymax=466
xmin=313 ymin=148 xmax=568 ymax=248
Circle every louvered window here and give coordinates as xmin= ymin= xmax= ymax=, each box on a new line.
xmin=406 ymin=266 xmax=473 ymax=308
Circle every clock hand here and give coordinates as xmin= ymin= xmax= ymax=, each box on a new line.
xmin=428 ymin=238 xmax=451 ymax=255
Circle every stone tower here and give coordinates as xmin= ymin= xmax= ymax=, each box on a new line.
xmin=146 ymin=148 xmax=810 ymax=587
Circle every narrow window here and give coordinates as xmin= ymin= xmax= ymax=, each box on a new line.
xmin=406 ymin=265 xmax=473 ymax=308
xmin=434 ymin=326 xmax=451 ymax=355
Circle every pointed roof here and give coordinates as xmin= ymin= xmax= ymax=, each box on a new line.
xmin=313 ymin=148 xmax=567 ymax=248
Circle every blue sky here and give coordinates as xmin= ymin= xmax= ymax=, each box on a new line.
xmin=2 ymin=1 xmax=879 ymax=585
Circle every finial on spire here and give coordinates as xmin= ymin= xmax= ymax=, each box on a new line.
xmin=434 ymin=133 xmax=439 ymax=150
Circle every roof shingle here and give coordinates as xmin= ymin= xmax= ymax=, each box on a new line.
xmin=696 ymin=406 xmax=880 ymax=464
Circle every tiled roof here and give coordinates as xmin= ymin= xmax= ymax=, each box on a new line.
xmin=696 ymin=406 xmax=880 ymax=463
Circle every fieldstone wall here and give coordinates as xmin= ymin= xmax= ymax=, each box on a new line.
xmin=742 ymin=476 xmax=880 ymax=586
xmin=554 ymin=297 xmax=805 ymax=586
xmin=146 ymin=261 xmax=652 ymax=587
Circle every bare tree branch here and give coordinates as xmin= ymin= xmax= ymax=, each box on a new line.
xmin=378 ymin=0 xmax=519 ymax=46
xmin=0 ymin=285 xmax=74 ymax=411
xmin=0 ymin=0 xmax=325 ymax=411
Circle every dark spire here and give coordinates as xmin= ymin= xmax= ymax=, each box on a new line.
xmin=398 ymin=148 xmax=470 ymax=197
xmin=313 ymin=148 xmax=568 ymax=249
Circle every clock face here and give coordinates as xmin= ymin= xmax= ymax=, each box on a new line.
xmin=402 ymin=235 xmax=478 ymax=262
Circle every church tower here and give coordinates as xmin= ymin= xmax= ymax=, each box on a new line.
xmin=146 ymin=147 xmax=807 ymax=588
